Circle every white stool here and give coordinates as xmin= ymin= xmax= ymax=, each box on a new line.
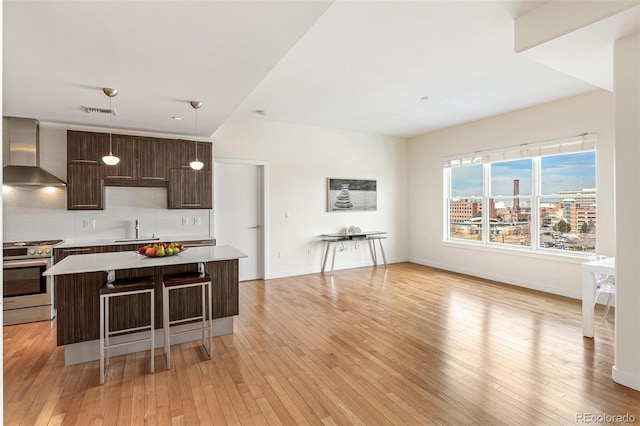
xmin=162 ymin=268 xmax=213 ymax=369
xmin=99 ymin=277 xmax=155 ymax=385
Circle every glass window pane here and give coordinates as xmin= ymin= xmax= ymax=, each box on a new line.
xmin=539 ymin=197 xmax=596 ymax=253
xmin=490 ymin=159 xmax=532 ymax=196
xmin=449 ymin=198 xmax=483 ymax=241
xmin=451 ymin=164 xmax=482 ymax=197
xmin=541 ymin=151 xmax=596 ymax=195
xmin=489 ymin=197 xmax=531 ymax=246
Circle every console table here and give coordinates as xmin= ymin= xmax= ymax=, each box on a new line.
xmin=320 ymin=231 xmax=387 ymax=274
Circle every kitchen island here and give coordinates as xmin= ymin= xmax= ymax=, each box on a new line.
xmin=45 ymin=245 xmax=247 ymax=365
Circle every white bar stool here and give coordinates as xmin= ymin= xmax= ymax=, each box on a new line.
xmin=162 ymin=265 xmax=213 ymax=369
xmin=99 ymin=276 xmax=155 ymax=385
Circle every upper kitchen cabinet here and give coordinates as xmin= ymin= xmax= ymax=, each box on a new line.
xmin=67 ymin=131 xmax=108 ymax=164
xmin=103 ymin=134 xmax=136 ymax=181
xmin=168 ymin=139 xmax=212 ymax=170
xmin=66 ymin=130 xmax=212 ymax=209
xmin=168 ymin=168 xmax=212 ymax=209
xmin=67 ymin=163 xmax=105 ymax=210
xmin=137 ymin=137 xmax=169 ymax=182
xmin=99 ymin=135 xmax=169 ymax=186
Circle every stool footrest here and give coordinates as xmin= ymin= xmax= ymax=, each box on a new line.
xmin=169 ymin=326 xmax=211 ymax=339
xmin=105 ymin=336 xmax=153 ymax=351
xmin=108 ymin=324 xmax=153 ymax=338
xmin=169 ymin=316 xmax=207 ymax=326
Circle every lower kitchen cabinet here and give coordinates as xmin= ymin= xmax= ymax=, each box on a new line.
xmin=53 ymin=242 xmax=237 ymax=346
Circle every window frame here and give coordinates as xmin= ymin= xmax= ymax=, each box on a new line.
xmin=444 ymin=149 xmax=597 ymax=257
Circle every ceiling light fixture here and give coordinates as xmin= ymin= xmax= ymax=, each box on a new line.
xmin=420 ymin=96 xmax=430 ymax=101
xmin=172 ymin=116 xmax=184 ymax=121
xmin=101 ymin=88 xmax=120 ymax=166
xmin=189 ymin=101 xmax=204 ymax=171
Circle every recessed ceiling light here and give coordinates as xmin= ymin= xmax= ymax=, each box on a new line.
xmin=420 ymin=96 xmax=430 ymax=101
xmin=254 ymin=110 xmax=266 ymax=116
xmin=172 ymin=116 xmax=184 ymax=121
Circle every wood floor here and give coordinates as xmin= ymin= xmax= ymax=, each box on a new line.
xmin=4 ymin=262 xmax=640 ymax=425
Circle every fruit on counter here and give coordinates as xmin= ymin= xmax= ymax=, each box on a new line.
xmin=138 ymin=242 xmax=185 ymax=257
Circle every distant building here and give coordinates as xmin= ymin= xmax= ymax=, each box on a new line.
xmin=449 ymin=198 xmax=495 ymax=222
xmin=558 ymin=188 xmax=597 ymax=232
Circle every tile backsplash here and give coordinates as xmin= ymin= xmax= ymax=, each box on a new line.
xmin=2 ymin=185 xmax=211 ymax=242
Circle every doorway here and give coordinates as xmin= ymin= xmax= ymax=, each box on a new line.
xmin=213 ymin=159 xmax=268 ymax=281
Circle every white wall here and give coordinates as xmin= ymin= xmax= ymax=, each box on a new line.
xmin=407 ymin=90 xmax=615 ymax=298
xmin=2 ymin=123 xmax=212 ymax=242
xmin=212 ymin=116 xmax=408 ymax=278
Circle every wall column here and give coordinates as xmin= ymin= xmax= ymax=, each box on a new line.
xmin=613 ymin=32 xmax=640 ymax=391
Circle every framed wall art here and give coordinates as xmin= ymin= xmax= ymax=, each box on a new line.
xmin=327 ymin=178 xmax=377 ymax=212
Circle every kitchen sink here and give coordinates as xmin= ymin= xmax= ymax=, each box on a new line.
xmin=113 ymin=237 xmax=160 ymax=243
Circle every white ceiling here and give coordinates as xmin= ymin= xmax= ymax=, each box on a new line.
xmin=3 ymin=1 xmax=630 ymax=139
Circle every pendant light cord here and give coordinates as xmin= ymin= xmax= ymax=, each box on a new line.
xmin=109 ymin=96 xmax=113 ymax=155
xmin=194 ymin=107 xmax=199 ymax=161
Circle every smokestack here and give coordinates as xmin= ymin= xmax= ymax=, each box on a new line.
xmin=513 ymin=179 xmax=520 ymax=213
xmin=513 ymin=179 xmax=520 ymax=214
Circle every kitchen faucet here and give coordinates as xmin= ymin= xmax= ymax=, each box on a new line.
xmin=135 ymin=219 xmax=140 ymax=239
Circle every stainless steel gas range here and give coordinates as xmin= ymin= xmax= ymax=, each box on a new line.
xmin=3 ymin=239 xmax=62 ymax=325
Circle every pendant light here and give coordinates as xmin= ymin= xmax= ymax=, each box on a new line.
xmin=189 ymin=100 xmax=204 ymax=171
xmin=102 ymin=88 xmax=120 ymax=166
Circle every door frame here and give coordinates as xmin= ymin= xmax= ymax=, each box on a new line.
xmin=213 ymin=158 xmax=269 ymax=280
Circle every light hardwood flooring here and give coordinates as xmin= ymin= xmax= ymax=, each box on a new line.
xmin=4 ymin=262 xmax=640 ymax=425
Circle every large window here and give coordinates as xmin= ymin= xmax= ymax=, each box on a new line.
xmin=444 ymin=138 xmax=597 ymax=255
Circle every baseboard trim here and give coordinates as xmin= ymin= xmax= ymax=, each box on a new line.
xmin=612 ymin=365 xmax=640 ymax=391
xmin=265 ymin=257 xmax=410 ymax=280
xmin=407 ymin=257 xmax=581 ymax=300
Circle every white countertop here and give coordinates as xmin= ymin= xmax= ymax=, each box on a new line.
xmin=44 ymin=245 xmax=247 ymax=276
xmin=55 ymin=235 xmax=215 ymax=249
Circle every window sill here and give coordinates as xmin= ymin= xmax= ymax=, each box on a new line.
xmin=441 ymin=239 xmax=592 ymax=264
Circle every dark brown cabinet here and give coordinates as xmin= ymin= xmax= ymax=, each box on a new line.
xmin=103 ymin=134 xmax=137 ymax=181
xmin=138 ymin=137 xmax=169 ymax=181
xmin=168 ymin=168 xmax=212 ymax=209
xmin=67 ymin=130 xmax=212 ymax=209
xmin=169 ymin=139 xmax=212 ymax=170
xmin=67 ymin=131 xmax=108 ymax=164
xmin=67 ymin=163 xmax=105 ymax=210
xmin=53 ymin=241 xmax=239 ymax=347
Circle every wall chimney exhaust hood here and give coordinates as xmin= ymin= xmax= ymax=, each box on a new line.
xmin=2 ymin=117 xmax=66 ymax=187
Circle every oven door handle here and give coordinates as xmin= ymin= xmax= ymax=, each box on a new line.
xmin=3 ymin=259 xmax=49 ymax=269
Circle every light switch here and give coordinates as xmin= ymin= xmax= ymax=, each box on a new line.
xmin=182 ymin=217 xmax=189 ymax=226
xmin=194 ymin=217 xmax=202 ymax=226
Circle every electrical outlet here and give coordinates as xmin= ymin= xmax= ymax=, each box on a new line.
xmin=308 ymin=249 xmax=312 ymax=255
xmin=82 ymin=219 xmax=95 ymax=229
xmin=278 ymin=251 xmax=281 ymax=259
xmin=285 ymin=211 xmax=290 ymax=220
xmin=182 ymin=217 xmax=189 ymax=226
xmin=194 ymin=217 xmax=202 ymax=226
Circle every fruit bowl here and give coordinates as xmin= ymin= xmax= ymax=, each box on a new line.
xmin=137 ymin=242 xmax=185 ymax=257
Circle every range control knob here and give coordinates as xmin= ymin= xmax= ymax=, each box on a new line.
xmin=45 ymin=248 xmax=51 ymax=254
xmin=29 ymin=249 xmax=36 ymax=255
xmin=38 ymin=249 xmax=43 ymax=254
